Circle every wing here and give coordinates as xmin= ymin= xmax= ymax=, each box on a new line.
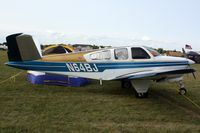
xmin=115 ymin=68 xmax=195 ymax=80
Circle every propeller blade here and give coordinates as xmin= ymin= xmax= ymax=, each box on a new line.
xmin=192 ymin=72 xmax=196 ymax=79
xmin=182 ymin=48 xmax=187 ymax=58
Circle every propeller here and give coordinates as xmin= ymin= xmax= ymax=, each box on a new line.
xmin=189 ymin=65 xmax=196 ymax=79
xmin=182 ymin=48 xmax=187 ymax=58
xmin=192 ymin=72 xmax=196 ymax=79
xmin=184 ymin=49 xmax=196 ymax=79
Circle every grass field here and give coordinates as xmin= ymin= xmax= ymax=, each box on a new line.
xmin=0 ymin=51 xmax=200 ymax=133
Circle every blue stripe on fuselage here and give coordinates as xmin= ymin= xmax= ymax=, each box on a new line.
xmin=6 ymin=61 xmax=189 ymax=72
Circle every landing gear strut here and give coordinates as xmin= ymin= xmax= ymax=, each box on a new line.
xmin=135 ymin=92 xmax=149 ymax=98
xmin=178 ymin=81 xmax=187 ymax=95
xmin=131 ymin=80 xmax=151 ymax=98
xmin=121 ymin=80 xmax=150 ymax=98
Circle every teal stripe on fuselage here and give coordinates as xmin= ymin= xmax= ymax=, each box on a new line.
xmin=6 ymin=61 xmax=189 ymax=72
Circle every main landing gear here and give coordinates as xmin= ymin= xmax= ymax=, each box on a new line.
xmin=121 ymin=79 xmax=188 ymax=98
xmin=121 ymin=80 xmax=132 ymax=89
xmin=121 ymin=80 xmax=151 ymax=98
xmin=178 ymin=81 xmax=187 ymax=95
xmin=135 ymin=92 xmax=149 ymax=98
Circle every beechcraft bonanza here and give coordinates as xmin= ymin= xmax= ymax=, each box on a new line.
xmin=5 ymin=33 xmax=196 ymax=98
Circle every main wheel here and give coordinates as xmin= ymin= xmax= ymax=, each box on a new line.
xmin=179 ymin=88 xmax=187 ymax=95
xmin=121 ymin=80 xmax=132 ymax=89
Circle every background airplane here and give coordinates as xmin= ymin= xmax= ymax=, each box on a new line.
xmin=5 ymin=33 xmax=195 ymax=98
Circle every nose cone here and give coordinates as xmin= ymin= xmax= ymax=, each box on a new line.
xmin=187 ymin=59 xmax=195 ymax=64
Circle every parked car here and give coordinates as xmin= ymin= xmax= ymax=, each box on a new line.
xmin=186 ymin=51 xmax=200 ymax=63
xmin=0 ymin=45 xmax=7 ymax=50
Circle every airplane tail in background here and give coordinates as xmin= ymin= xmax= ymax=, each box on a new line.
xmin=6 ymin=33 xmax=42 ymax=61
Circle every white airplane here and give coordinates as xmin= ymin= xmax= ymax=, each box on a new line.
xmin=5 ymin=33 xmax=196 ymax=98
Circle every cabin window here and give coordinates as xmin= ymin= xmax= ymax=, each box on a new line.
xmin=131 ymin=47 xmax=150 ymax=59
xmin=90 ymin=50 xmax=111 ymax=60
xmin=90 ymin=52 xmax=102 ymax=60
xmin=102 ymin=50 xmax=111 ymax=60
xmin=114 ymin=48 xmax=128 ymax=60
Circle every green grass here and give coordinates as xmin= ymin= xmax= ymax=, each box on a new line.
xmin=0 ymin=50 xmax=200 ymax=133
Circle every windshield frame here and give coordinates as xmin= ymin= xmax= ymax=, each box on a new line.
xmin=144 ymin=46 xmax=160 ymax=57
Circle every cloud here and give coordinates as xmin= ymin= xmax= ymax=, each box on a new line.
xmin=142 ymin=36 xmax=151 ymax=41
xmin=0 ymin=29 xmax=184 ymax=50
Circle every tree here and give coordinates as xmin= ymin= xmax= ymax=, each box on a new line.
xmin=157 ymin=48 xmax=164 ymax=54
xmin=92 ymin=45 xmax=100 ymax=49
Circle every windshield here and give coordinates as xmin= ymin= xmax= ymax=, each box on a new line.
xmin=144 ymin=47 xmax=160 ymax=57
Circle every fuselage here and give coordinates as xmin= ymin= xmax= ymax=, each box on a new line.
xmin=6 ymin=46 xmax=194 ymax=80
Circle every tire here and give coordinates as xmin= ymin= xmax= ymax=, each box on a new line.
xmin=179 ymin=88 xmax=187 ymax=95
xmin=121 ymin=80 xmax=132 ymax=89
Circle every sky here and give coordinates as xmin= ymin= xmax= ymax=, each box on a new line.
xmin=0 ymin=0 xmax=200 ymax=50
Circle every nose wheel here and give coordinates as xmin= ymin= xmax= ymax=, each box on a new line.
xmin=179 ymin=87 xmax=187 ymax=95
xmin=178 ymin=81 xmax=187 ymax=95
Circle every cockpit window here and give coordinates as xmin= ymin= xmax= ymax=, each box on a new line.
xmin=131 ymin=47 xmax=150 ymax=59
xmin=114 ymin=48 xmax=128 ymax=60
xmin=145 ymin=47 xmax=160 ymax=57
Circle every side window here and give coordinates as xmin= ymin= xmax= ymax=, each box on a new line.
xmin=131 ymin=47 xmax=150 ymax=59
xmin=90 ymin=50 xmax=111 ymax=60
xmin=114 ymin=48 xmax=128 ymax=60
xmin=102 ymin=50 xmax=111 ymax=60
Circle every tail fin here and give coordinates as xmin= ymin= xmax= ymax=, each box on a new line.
xmin=6 ymin=33 xmax=41 ymax=61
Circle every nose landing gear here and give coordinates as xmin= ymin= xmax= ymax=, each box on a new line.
xmin=178 ymin=81 xmax=187 ymax=95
